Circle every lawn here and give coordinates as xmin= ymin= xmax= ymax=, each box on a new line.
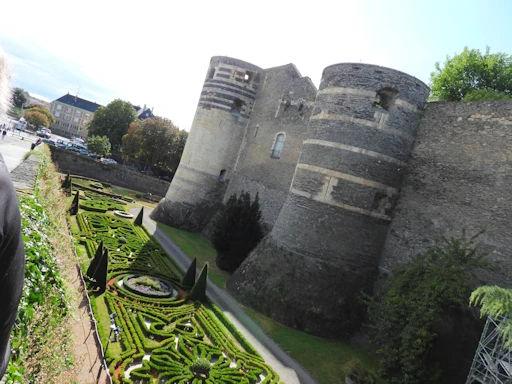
xmin=156 ymin=222 xmax=231 ymax=288
xmin=244 ymin=307 xmax=383 ymax=384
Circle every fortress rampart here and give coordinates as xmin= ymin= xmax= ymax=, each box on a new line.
xmin=153 ymin=56 xmax=512 ymax=337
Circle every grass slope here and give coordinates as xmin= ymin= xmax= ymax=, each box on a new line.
xmin=156 ymin=222 xmax=231 ymax=288
xmin=245 ymin=308 xmax=382 ymax=384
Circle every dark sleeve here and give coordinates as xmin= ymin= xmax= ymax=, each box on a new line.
xmin=0 ymin=154 xmax=25 ymax=379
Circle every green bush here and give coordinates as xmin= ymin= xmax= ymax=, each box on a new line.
xmin=366 ymin=232 xmax=494 ymax=384
xmin=118 ymin=236 xmax=127 ymax=244
xmin=190 ymin=358 xmax=211 ymax=376
xmin=212 ymin=191 xmax=264 ymax=272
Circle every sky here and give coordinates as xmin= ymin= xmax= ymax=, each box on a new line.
xmin=0 ymin=0 xmax=510 ymax=131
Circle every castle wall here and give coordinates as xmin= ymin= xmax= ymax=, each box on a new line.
xmin=151 ymin=57 xmax=262 ymax=230
xmin=224 ymin=64 xmax=317 ymax=229
xmin=228 ymin=63 xmax=430 ymax=337
xmin=379 ymin=100 xmax=512 ymax=287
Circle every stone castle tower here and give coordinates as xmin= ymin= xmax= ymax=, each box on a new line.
xmin=153 ymin=56 xmax=512 ymax=337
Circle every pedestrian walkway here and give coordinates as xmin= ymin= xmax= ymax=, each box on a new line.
xmin=0 ymin=130 xmax=36 ymax=172
xmin=130 ymin=207 xmax=319 ymax=384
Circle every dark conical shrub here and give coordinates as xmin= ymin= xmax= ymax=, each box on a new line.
xmin=62 ymin=171 xmax=71 ymax=188
xmin=86 ymin=241 xmax=104 ymax=280
xmin=134 ymin=207 xmax=144 ymax=226
xmin=69 ymin=191 xmax=79 ymax=215
xmin=96 ymin=248 xmax=109 ymax=294
xmin=188 ymin=263 xmax=208 ymax=302
xmin=182 ymin=258 xmax=197 ymax=288
xmin=212 ymin=191 xmax=264 ymax=272
xmin=89 ymin=247 xmax=109 ymax=294
xmin=68 ymin=177 xmax=73 ymax=196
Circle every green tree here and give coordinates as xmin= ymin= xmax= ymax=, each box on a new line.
xmin=25 ymin=105 xmax=56 ymax=125
xmin=366 ymin=232 xmax=494 ymax=384
xmin=87 ymin=99 xmax=137 ymax=148
xmin=121 ymin=121 xmax=143 ymax=161
xmin=121 ymin=117 xmax=188 ymax=172
xmin=87 ymin=135 xmax=111 ymax=157
xmin=24 ymin=110 xmax=49 ymax=128
xmin=430 ymin=47 xmax=512 ymax=101
xmin=12 ymin=88 xmax=27 ymax=108
xmin=470 ymin=285 xmax=512 ymax=347
xmin=213 ymin=192 xmax=264 ymax=273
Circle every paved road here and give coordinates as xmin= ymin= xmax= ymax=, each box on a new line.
xmin=131 ymin=207 xmax=318 ymax=384
xmin=0 ymin=130 xmax=37 ymax=172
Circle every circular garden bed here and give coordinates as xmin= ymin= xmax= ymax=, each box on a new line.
xmin=123 ymin=274 xmax=175 ymax=298
xmin=114 ymin=210 xmax=133 ymax=219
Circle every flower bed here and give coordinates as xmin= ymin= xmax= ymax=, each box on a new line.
xmin=122 ymin=274 xmax=175 ymax=298
xmin=70 ymin=182 xmax=283 ymax=384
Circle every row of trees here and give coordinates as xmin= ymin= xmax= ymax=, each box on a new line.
xmin=86 ymin=99 xmax=188 ymax=173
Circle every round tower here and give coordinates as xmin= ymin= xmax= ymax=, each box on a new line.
xmin=228 ymin=63 xmax=430 ymax=336
xmin=152 ymin=57 xmax=262 ymax=230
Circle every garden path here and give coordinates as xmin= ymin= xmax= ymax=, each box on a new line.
xmin=131 ymin=207 xmax=319 ymax=384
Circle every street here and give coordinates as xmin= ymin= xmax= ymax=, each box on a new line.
xmin=0 ymin=128 xmax=37 ymax=172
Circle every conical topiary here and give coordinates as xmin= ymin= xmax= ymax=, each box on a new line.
xmin=181 ymin=258 xmax=197 ymax=288
xmin=134 ymin=207 xmax=144 ymax=226
xmin=90 ymin=248 xmax=109 ymax=294
xmin=188 ymin=263 xmax=208 ymax=302
xmin=62 ymin=171 xmax=71 ymax=188
xmin=68 ymin=177 xmax=73 ymax=196
xmin=86 ymin=241 xmax=104 ymax=280
xmin=69 ymin=191 xmax=79 ymax=215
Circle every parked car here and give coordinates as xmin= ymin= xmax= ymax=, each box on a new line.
xmin=100 ymin=158 xmax=117 ymax=165
xmin=88 ymin=152 xmax=100 ymax=159
xmin=57 ymin=142 xmax=69 ymax=149
xmin=42 ymin=139 xmax=56 ymax=146
xmin=36 ymin=128 xmax=51 ymax=139
xmin=79 ymin=149 xmax=89 ymax=156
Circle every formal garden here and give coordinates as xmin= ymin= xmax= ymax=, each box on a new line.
xmin=66 ymin=176 xmax=282 ymax=384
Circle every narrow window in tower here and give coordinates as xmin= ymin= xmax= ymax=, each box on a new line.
xmin=244 ymin=71 xmax=253 ymax=83
xmin=271 ymin=133 xmax=285 ymax=159
xmin=218 ymin=170 xmax=227 ymax=182
xmin=374 ymin=88 xmax=398 ymax=111
xmin=230 ymin=98 xmax=243 ymax=116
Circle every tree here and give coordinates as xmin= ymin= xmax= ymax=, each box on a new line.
xmin=121 ymin=121 xmax=143 ymax=161
xmin=24 ymin=104 xmax=56 ymax=125
xmin=121 ymin=117 xmax=188 ymax=172
xmin=470 ymin=285 xmax=512 ymax=347
xmin=87 ymin=99 xmax=137 ymax=148
xmin=12 ymin=88 xmax=27 ymax=108
xmin=430 ymin=47 xmax=512 ymax=102
xmin=366 ymin=232 xmax=494 ymax=384
xmin=87 ymin=135 xmax=111 ymax=157
xmin=212 ymin=192 xmax=264 ymax=273
xmin=24 ymin=110 xmax=49 ymax=128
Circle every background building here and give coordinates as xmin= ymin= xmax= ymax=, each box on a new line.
xmin=49 ymin=93 xmax=101 ymax=139
xmin=24 ymin=91 xmax=51 ymax=108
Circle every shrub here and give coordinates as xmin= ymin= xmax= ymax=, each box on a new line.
xmin=212 ymin=191 xmax=264 ymax=272
xmin=190 ymin=358 xmax=210 ymax=376
xmin=118 ymin=236 xmax=127 ymax=244
xmin=345 ymin=359 xmax=377 ymax=384
xmin=366 ymin=232 xmax=494 ymax=384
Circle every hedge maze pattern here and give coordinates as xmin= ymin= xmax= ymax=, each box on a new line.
xmin=73 ymin=190 xmax=282 ymax=383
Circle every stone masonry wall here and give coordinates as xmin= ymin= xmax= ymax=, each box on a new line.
xmin=50 ymin=146 xmax=170 ymax=196
xmin=228 ymin=64 xmax=430 ymax=337
xmin=379 ymin=100 xmax=512 ymax=287
xmin=224 ymin=64 xmax=317 ymax=229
